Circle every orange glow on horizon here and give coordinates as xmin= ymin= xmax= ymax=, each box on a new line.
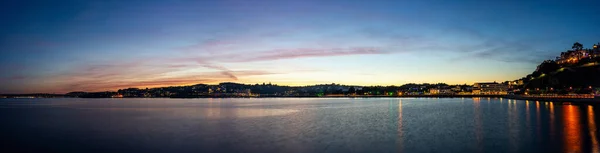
xmin=47 ymin=79 xmax=487 ymax=93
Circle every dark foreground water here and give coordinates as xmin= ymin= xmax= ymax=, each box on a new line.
xmin=1 ymin=98 xmax=599 ymax=153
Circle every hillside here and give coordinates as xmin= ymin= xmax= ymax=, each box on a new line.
xmin=525 ymin=64 xmax=600 ymax=91
xmin=519 ymin=42 xmax=600 ymax=94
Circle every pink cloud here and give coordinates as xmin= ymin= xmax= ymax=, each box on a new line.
xmin=38 ymin=46 xmax=384 ymax=93
xmin=200 ymin=64 xmax=238 ymax=80
xmin=179 ymin=39 xmax=235 ymax=53
xmin=60 ymin=78 xmax=218 ymax=92
xmin=47 ymin=60 xmax=277 ymax=92
xmin=57 ymin=70 xmax=275 ymax=92
xmin=201 ymin=64 xmax=229 ymax=71
xmin=218 ymin=71 xmax=237 ymax=80
xmin=225 ymin=47 xmax=385 ymax=62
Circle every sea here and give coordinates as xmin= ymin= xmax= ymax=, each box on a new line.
xmin=1 ymin=98 xmax=598 ymax=153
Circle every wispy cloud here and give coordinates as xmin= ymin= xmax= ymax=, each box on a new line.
xmin=44 ymin=59 xmax=277 ymax=92
xmin=223 ymin=47 xmax=385 ymax=62
xmin=1 ymin=75 xmax=26 ymax=80
xmin=179 ymin=39 xmax=238 ymax=54
xmin=438 ymin=26 xmax=561 ymax=64
xmin=61 ymin=78 xmax=218 ymax=92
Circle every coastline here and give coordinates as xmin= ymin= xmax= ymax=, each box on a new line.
xmin=163 ymin=94 xmax=507 ymax=98
xmin=3 ymin=95 xmax=600 ymax=104
xmin=504 ymin=95 xmax=600 ymax=104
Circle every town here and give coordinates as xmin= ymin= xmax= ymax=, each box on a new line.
xmin=2 ymin=42 xmax=599 ymax=99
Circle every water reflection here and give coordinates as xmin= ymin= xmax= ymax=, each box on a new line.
xmin=207 ymin=100 xmax=221 ymax=118
xmin=563 ymin=105 xmax=582 ymax=153
xmin=588 ymin=106 xmax=599 ymax=153
xmin=228 ymin=108 xmax=298 ymax=118
xmin=84 ymin=106 xmax=299 ymax=119
xmin=536 ymin=101 xmax=541 ymax=140
xmin=473 ymin=99 xmax=483 ymax=153
xmin=508 ymin=98 xmax=519 ymax=152
xmin=525 ymin=101 xmax=530 ymax=130
xmin=397 ymin=99 xmax=404 ymax=152
xmin=3 ymin=98 xmax=600 ymax=153
xmin=549 ymin=102 xmax=555 ymax=140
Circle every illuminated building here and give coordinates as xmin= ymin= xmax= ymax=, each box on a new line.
xmin=472 ymin=82 xmax=508 ymax=95
xmin=556 ymin=50 xmax=588 ymax=64
xmin=556 ymin=43 xmax=600 ymax=64
xmin=429 ymin=88 xmax=453 ymax=95
xmin=111 ymin=94 xmax=124 ymax=98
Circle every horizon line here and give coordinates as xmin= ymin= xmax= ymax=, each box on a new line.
xmin=1 ymin=81 xmax=505 ymax=95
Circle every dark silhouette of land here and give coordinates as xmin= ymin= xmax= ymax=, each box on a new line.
xmin=1 ymin=42 xmax=599 ymax=101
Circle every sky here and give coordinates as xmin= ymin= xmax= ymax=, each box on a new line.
xmin=1 ymin=0 xmax=599 ymax=93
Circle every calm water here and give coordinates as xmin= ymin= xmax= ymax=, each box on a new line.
xmin=1 ymin=98 xmax=599 ymax=153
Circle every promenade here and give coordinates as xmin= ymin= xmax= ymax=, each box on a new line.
xmin=505 ymin=94 xmax=600 ymax=103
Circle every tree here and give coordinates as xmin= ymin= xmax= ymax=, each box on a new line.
xmin=535 ymin=60 xmax=559 ymax=74
xmin=347 ymin=87 xmax=356 ymax=95
xmin=572 ymin=42 xmax=583 ymax=51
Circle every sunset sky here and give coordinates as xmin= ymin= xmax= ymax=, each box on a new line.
xmin=1 ymin=0 xmax=600 ymax=93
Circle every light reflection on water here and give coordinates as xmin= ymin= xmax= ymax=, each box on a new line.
xmin=0 ymin=98 xmax=599 ymax=153
xmin=473 ymin=98 xmax=483 ymax=153
xmin=564 ymin=105 xmax=582 ymax=153
xmin=589 ymin=106 xmax=600 ymax=153
xmin=397 ymin=99 xmax=404 ymax=152
xmin=550 ymin=102 xmax=556 ymax=141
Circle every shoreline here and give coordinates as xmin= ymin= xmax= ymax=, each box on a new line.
xmin=3 ymin=95 xmax=599 ymax=104
xmin=1 ymin=94 xmax=506 ymax=99
xmin=504 ymin=95 xmax=600 ymax=104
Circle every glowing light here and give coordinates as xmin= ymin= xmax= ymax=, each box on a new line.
xmin=563 ymin=105 xmax=582 ymax=153
xmin=588 ymin=106 xmax=599 ymax=153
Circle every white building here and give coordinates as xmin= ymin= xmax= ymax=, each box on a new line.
xmin=472 ymin=82 xmax=508 ymax=95
xmin=429 ymin=88 xmax=454 ymax=95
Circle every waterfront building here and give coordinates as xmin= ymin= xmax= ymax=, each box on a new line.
xmin=429 ymin=88 xmax=453 ymax=95
xmin=450 ymin=86 xmax=461 ymax=92
xmin=473 ymin=82 xmax=508 ymax=95
xmin=507 ymin=79 xmax=525 ymax=91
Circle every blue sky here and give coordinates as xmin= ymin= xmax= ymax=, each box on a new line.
xmin=1 ymin=0 xmax=599 ymax=93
